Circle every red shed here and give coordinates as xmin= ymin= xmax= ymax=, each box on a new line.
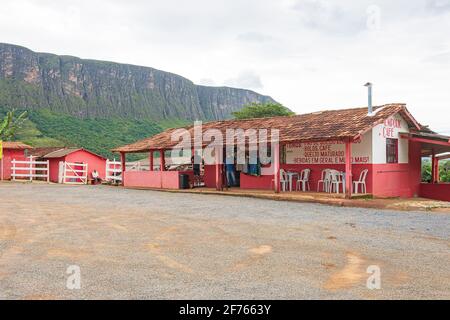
xmin=30 ymin=148 xmax=107 ymax=183
xmin=0 ymin=141 xmax=31 ymax=180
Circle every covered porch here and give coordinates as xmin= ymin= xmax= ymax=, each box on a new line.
xmin=116 ymin=137 xmax=360 ymax=199
xmin=400 ymin=131 xmax=450 ymax=202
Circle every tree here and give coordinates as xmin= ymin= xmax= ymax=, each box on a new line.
xmin=421 ymin=158 xmax=450 ymax=183
xmin=0 ymin=110 xmax=28 ymax=141
xmin=440 ymin=160 xmax=450 ymax=182
xmin=421 ymin=160 xmax=431 ymax=183
xmin=232 ymin=102 xmax=294 ymax=120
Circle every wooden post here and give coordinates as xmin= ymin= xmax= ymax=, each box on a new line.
xmin=434 ymin=159 xmax=440 ymax=183
xmin=345 ymin=139 xmax=352 ymax=199
xmin=274 ymin=142 xmax=280 ymax=193
xmin=215 ymin=146 xmax=222 ymax=191
xmin=12 ymin=159 xmax=16 ymax=181
xmin=29 ymin=156 xmax=33 ymax=182
xmin=47 ymin=160 xmax=50 ymax=183
xmin=160 ymin=150 xmax=166 ymax=171
xmin=431 ymin=150 xmax=439 ymax=183
xmin=120 ymin=152 xmax=126 ymax=186
xmin=149 ymin=151 xmax=154 ymax=171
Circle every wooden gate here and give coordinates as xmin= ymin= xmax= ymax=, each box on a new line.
xmin=106 ymin=159 xmax=122 ymax=183
xmin=11 ymin=157 xmax=50 ymax=182
xmin=60 ymin=161 xmax=88 ymax=185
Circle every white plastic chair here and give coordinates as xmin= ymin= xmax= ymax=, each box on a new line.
xmin=296 ymin=169 xmax=311 ymax=191
xmin=317 ymin=169 xmax=331 ymax=192
xmin=353 ymin=169 xmax=368 ymax=194
xmin=272 ymin=169 xmax=289 ymax=191
xmin=328 ymin=169 xmax=343 ymax=194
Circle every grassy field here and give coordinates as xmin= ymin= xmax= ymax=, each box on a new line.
xmin=1 ymin=107 xmax=190 ymax=160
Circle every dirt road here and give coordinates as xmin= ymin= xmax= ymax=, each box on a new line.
xmin=0 ymin=183 xmax=448 ymax=299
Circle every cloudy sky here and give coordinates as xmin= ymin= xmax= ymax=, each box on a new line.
xmin=0 ymin=0 xmax=449 ymax=133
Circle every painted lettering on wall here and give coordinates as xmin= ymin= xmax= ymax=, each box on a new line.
xmin=382 ymin=118 xmax=402 ymax=138
xmin=285 ymin=140 xmax=370 ymax=165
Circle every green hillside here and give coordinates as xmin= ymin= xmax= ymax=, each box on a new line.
xmin=1 ymin=106 xmax=189 ymax=160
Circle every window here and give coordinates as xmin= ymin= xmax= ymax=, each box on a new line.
xmin=386 ymin=138 xmax=398 ymax=163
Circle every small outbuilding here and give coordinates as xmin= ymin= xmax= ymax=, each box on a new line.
xmin=0 ymin=141 xmax=32 ymax=180
xmin=30 ymin=147 xmax=107 ymax=184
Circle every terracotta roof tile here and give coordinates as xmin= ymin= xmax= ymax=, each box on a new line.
xmin=30 ymin=147 xmax=107 ymax=159
xmin=1 ymin=141 xmax=32 ymax=149
xmin=113 ymin=104 xmax=420 ymax=153
xmin=29 ymin=147 xmax=66 ymax=158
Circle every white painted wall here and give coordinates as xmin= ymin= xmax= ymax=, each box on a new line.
xmin=372 ymin=113 xmax=410 ymax=164
xmin=283 ymin=112 xmax=410 ymax=165
xmin=284 ymin=130 xmax=372 ymax=165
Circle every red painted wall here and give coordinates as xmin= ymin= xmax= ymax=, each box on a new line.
xmin=124 ymin=170 xmax=194 ymax=189
xmin=65 ymin=150 xmax=106 ymax=180
xmin=408 ymin=140 xmax=422 ymax=197
xmin=46 ymin=150 xmax=107 ymax=183
xmin=237 ymin=163 xmax=373 ymax=193
xmin=371 ymin=141 xmax=422 ymax=198
xmin=0 ymin=148 xmax=27 ymax=180
xmin=371 ymin=164 xmax=412 ymax=197
xmin=419 ymin=183 xmax=450 ymax=202
xmin=240 ymin=173 xmax=274 ymax=189
xmin=204 ymin=165 xmax=216 ymax=188
xmin=125 ymin=171 xmax=162 ymax=188
xmin=48 ymin=157 xmax=64 ymax=183
xmin=180 ymin=140 xmax=434 ymax=199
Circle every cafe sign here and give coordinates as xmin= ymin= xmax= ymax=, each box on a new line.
xmin=285 ymin=140 xmax=371 ymax=165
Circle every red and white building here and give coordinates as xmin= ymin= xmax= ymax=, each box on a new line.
xmin=0 ymin=141 xmax=31 ymax=180
xmin=114 ymin=103 xmax=450 ymax=201
xmin=30 ymin=147 xmax=107 ymax=183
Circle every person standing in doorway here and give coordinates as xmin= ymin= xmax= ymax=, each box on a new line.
xmin=225 ymin=150 xmax=236 ymax=187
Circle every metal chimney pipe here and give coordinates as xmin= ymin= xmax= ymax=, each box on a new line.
xmin=364 ymin=82 xmax=373 ymax=115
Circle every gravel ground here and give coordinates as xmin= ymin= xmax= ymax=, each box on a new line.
xmin=0 ymin=182 xmax=449 ymax=300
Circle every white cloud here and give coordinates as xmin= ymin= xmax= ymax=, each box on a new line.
xmin=0 ymin=0 xmax=449 ymax=133
xmin=198 ymin=78 xmax=216 ymax=86
xmin=224 ymin=70 xmax=264 ymax=90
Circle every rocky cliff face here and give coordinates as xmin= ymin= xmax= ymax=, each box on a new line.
xmin=0 ymin=43 xmax=276 ymax=120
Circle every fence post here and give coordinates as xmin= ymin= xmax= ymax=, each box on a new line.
xmin=12 ymin=159 xmax=16 ymax=181
xmin=47 ymin=160 xmax=50 ymax=183
xmin=29 ymin=156 xmax=33 ymax=182
xmin=106 ymin=160 xmax=109 ymax=182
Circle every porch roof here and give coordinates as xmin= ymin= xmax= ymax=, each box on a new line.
xmin=113 ymin=103 xmax=424 ymax=153
xmin=400 ymin=131 xmax=450 ymax=156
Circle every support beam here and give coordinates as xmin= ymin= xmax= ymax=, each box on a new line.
xmin=215 ymin=146 xmax=222 ymax=191
xmin=437 ymin=153 xmax=450 ymax=161
xmin=149 ymin=151 xmax=154 ymax=171
xmin=120 ymin=152 xmax=126 ymax=186
xmin=399 ymin=134 xmax=450 ymax=147
xmin=431 ymin=150 xmax=439 ymax=183
xmin=160 ymin=150 xmax=166 ymax=171
xmin=345 ymin=139 xmax=352 ymax=199
xmin=273 ymin=142 xmax=280 ymax=193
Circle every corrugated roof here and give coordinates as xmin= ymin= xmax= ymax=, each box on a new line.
xmin=113 ymin=103 xmax=423 ymax=153
xmin=1 ymin=141 xmax=32 ymax=149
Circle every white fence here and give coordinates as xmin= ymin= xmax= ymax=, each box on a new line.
xmin=11 ymin=157 xmax=50 ymax=182
xmin=59 ymin=161 xmax=88 ymax=185
xmin=126 ymin=161 xmax=150 ymax=171
xmin=106 ymin=159 xmax=122 ymax=183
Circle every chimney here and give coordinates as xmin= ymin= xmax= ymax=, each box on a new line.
xmin=364 ymin=82 xmax=373 ymax=115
